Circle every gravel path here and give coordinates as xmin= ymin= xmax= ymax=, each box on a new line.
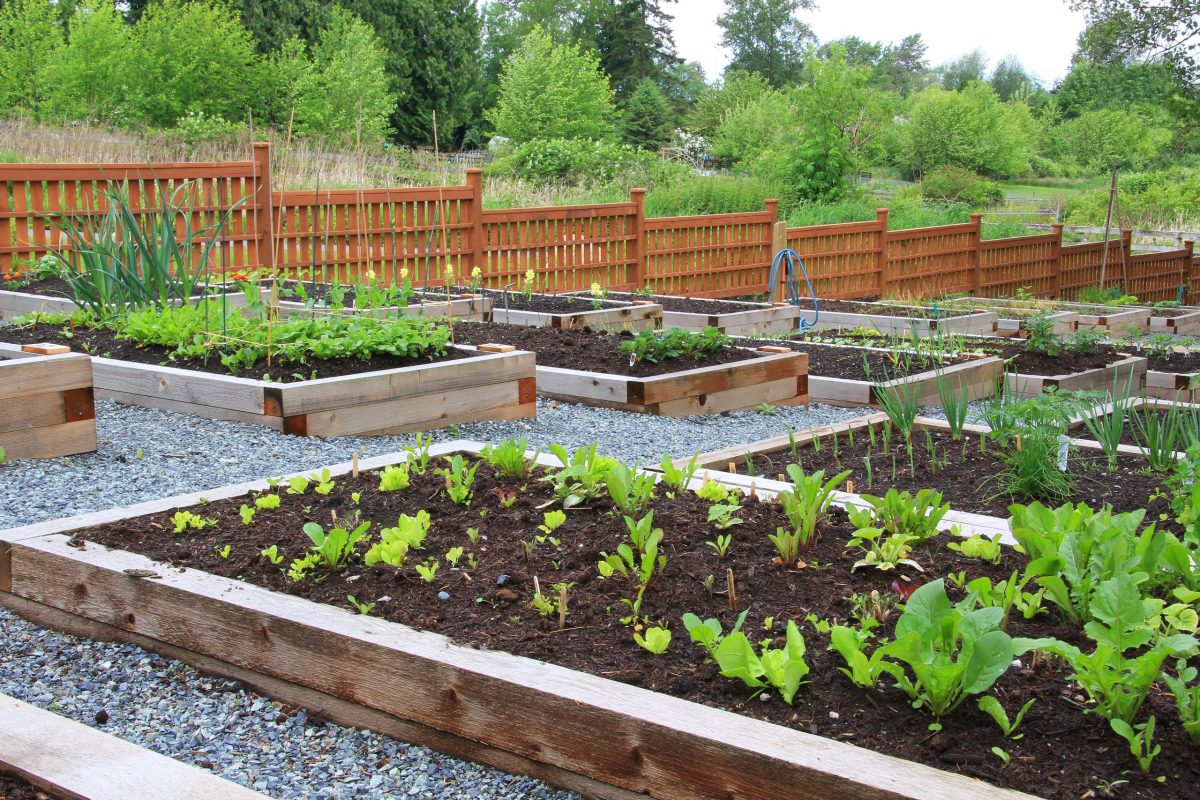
xmin=0 ymin=397 xmax=870 ymax=798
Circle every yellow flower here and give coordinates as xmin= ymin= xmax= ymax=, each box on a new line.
xmin=365 ymin=268 xmax=376 ymax=281
xmin=590 ymin=282 xmax=603 ymax=297
xmin=471 ymin=267 xmax=482 ymax=279
xmin=524 ymin=269 xmax=535 ymax=284
xmin=399 ymin=267 xmax=409 ymax=281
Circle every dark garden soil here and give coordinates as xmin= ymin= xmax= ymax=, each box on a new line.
xmin=452 ymin=321 xmax=759 ymax=376
xmin=1150 ymin=307 xmax=1191 ymax=318
xmin=746 ymin=426 xmax=1173 ymax=521
xmin=0 ymin=321 xmax=471 ymax=382
xmin=603 ymin=291 xmax=769 ymax=315
xmin=0 ymin=276 xmax=74 ymax=297
xmin=735 ymin=337 xmax=977 ymax=381
xmin=449 ymin=287 xmax=634 ymax=315
xmin=77 ymin=456 xmax=1200 ymax=800
xmin=0 ymin=769 xmax=57 ymax=800
xmin=806 ymin=331 xmax=1131 ymax=376
xmin=1142 ymin=349 xmax=1200 ymax=373
xmin=816 ymin=300 xmax=975 ymax=319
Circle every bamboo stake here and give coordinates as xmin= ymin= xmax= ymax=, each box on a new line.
xmin=1098 ymin=165 xmax=1118 ymax=290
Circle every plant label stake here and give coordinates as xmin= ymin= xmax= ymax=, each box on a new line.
xmin=351 ymin=452 xmax=359 ymax=479
xmin=726 ymin=568 xmax=737 ymax=612
xmin=1057 ymin=435 xmax=1070 ymax=472
xmin=558 ymin=584 xmax=567 ymax=631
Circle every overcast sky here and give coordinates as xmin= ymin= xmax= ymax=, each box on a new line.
xmin=670 ymin=0 xmax=1089 ymax=87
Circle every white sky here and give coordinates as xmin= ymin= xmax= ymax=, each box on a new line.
xmin=670 ymin=0 xmax=1089 ymax=87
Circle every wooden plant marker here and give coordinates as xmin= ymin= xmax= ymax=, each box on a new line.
xmin=477 ymin=343 xmax=516 ymax=353
xmin=21 ymin=343 xmax=70 ymax=355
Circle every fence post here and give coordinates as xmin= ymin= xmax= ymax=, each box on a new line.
xmin=252 ymin=142 xmax=274 ymax=271
xmin=770 ymin=221 xmax=788 ymax=304
xmin=1184 ymin=240 xmax=1195 ymax=304
xmin=465 ymin=168 xmax=485 ymax=278
xmin=629 ymin=188 xmax=646 ymax=290
xmin=875 ymin=208 xmax=889 ymax=296
xmin=1049 ymin=223 xmax=1063 ymax=299
xmin=969 ymin=212 xmax=982 ymax=295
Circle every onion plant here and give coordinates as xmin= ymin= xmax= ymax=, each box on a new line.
xmin=1078 ymin=371 xmax=1136 ymax=469
xmin=49 ymin=180 xmax=244 ymax=319
xmin=934 ymin=370 xmax=971 ymax=440
xmin=1131 ymin=405 xmax=1183 ymax=472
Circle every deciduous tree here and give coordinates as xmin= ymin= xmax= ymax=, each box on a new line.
xmin=717 ymin=0 xmax=815 ymax=88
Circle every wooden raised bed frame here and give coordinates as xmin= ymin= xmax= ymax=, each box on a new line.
xmin=0 ymin=288 xmax=78 ymax=320
xmin=810 ymin=301 xmax=997 ymax=336
xmin=0 ymin=341 xmax=536 ymax=437
xmin=1006 ymin=354 xmax=1146 ymax=398
xmin=0 ymin=443 xmax=1035 ymax=800
xmin=1149 ymin=307 xmax=1200 ymax=336
xmin=530 ymin=347 xmax=809 ymax=416
xmin=0 ymin=345 xmax=96 ymax=460
xmin=795 ymin=345 xmax=1003 ymax=407
xmin=583 ymin=292 xmax=802 ymax=336
xmin=1 ymin=693 xmax=270 ymax=800
xmin=490 ymin=297 xmax=663 ymax=331
xmin=273 ymin=294 xmax=492 ymax=322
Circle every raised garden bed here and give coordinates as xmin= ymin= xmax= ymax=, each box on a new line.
xmin=6 ymin=442 xmax=1195 ymax=800
xmin=1054 ymin=301 xmax=1151 ymax=333
xmin=934 ymin=298 xmax=1079 ymax=337
xmin=0 ymin=692 xmax=269 ymax=800
xmin=809 ymin=300 xmax=997 ymax=336
xmin=0 ymin=318 xmax=535 ymax=437
xmin=451 ymin=287 xmax=662 ymax=331
xmin=0 ymin=345 xmax=95 ymax=460
xmin=680 ymin=415 xmax=1172 ymax=522
xmin=584 ymin=291 xmax=801 ymax=336
xmin=453 ymin=322 xmax=808 ymax=415
xmin=735 ymin=338 xmax=1003 ymax=407
xmin=0 ymin=278 xmax=81 ymax=320
xmin=1148 ymin=306 xmax=1200 ymax=336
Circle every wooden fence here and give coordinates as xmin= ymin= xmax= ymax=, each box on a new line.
xmin=1 ymin=142 xmax=1197 ymax=305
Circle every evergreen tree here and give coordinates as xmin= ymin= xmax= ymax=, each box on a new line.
xmin=717 ymin=0 xmax=815 ymax=88
xmin=595 ymin=0 xmax=680 ymax=101
xmin=236 ymin=0 xmax=328 ymax=54
xmin=336 ymin=0 xmax=481 ymax=146
xmin=939 ymin=49 xmax=988 ymax=91
xmin=990 ymin=55 xmax=1035 ymax=102
xmin=0 ymin=0 xmax=64 ymax=116
xmin=621 ymin=77 xmax=673 ymax=149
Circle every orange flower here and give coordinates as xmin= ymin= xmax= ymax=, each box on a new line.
xmin=2 ymin=272 xmax=18 ymax=282
xmin=229 ymin=271 xmax=248 ymax=282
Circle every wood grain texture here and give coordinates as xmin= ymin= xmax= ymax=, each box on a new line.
xmin=0 ymin=692 xmax=270 ymax=800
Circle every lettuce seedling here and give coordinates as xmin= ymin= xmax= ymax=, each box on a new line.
xmin=302 ymin=520 xmax=369 ymax=572
xmin=543 ymin=443 xmax=618 ymax=509
xmin=977 ymin=695 xmax=1035 ymax=739
xmin=605 ymin=462 xmax=657 ymax=515
xmin=539 ymin=510 xmax=566 ymax=535
xmin=658 ymin=454 xmax=699 ymax=497
xmin=365 ymin=510 xmax=430 ymax=568
xmin=435 ymin=454 xmax=479 ymax=505
xmin=171 ymin=510 xmax=216 ymax=534
xmin=378 ymin=463 xmax=411 ymax=492
xmin=847 ymin=527 xmax=922 ymax=573
xmin=415 ymin=560 xmax=440 ymax=583
xmin=238 ymin=505 xmax=256 ymax=525
xmin=681 ymin=609 xmax=750 ymax=656
xmin=713 ymin=620 xmax=809 ymax=704
xmin=255 ymin=494 xmax=281 ymax=510
xmin=260 ymin=544 xmax=284 ymax=565
xmin=286 ymin=475 xmax=310 ymax=495
xmin=634 ymin=625 xmax=672 ymax=655
xmin=481 ymin=438 xmax=539 ymax=479
xmin=948 ymin=533 xmax=1003 ymax=564
xmin=347 ymin=595 xmax=375 ymax=615
xmin=707 ymin=504 xmax=742 ymax=530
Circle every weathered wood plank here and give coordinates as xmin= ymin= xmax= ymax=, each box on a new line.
xmin=98 ymin=389 xmax=286 ymax=430
xmin=0 ymin=352 xmax=92 ymax=401
xmin=535 ymin=366 xmax=631 ymax=404
xmin=0 ymin=419 xmax=96 ymax=461
xmin=638 ymin=352 xmax=805 ymax=404
xmin=0 ymin=692 xmax=270 ymax=800
xmin=650 ymin=375 xmax=801 ymax=415
xmin=91 ymin=357 xmax=270 ymax=415
xmin=303 ymin=380 xmax=522 ymax=437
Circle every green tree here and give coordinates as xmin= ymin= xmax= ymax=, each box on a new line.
xmin=1052 ymin=107 xmax=1171 ymax=170
xmin=291 ymin=8 xmax=394 ymax=141
xmin=596 ymin=0 xmax=680 ymax=101
xmin=939 ymin=48 xmax=988 ymax=91
xmin=662 ymin=60 xmax=708 ymax=119
xmin=0 ymin=0 xmax=64 ymax=117
xmin=621 ymin=77 xmax=675 ymax=149
xmin=990 ymin=55 xmax=1036 ymax=101
xmin=717 ymin=0 xmax=816 ymax=88
xmin=236 ymin=0 xmax=328 ymax=53
xmin=899 ymin=83 xmax=1035 ymax=177
xmin=1070 ymin=1 xmax=1200 ymax=92
xmin=799 ymin=47 xmax=898 ymax=173
xmin=487 ymin=25 xmax=615 ymax=143
xmin=1055 ymin=59 xmax=1178 ymax=116
xmin=710 ymin=85 xmax=796 ymax=161
xmin=259 ymin=35 xmax=314 ymax=130
xmin=42 ymin=0 xmax=132 ymax=124
xmin=337 ymin=0 xmax=481 ymax=145
xmin=877 ymin=34 xmax=932 ymax=96
xmin=128 ymin=0 xmax=258 ymax=126
xmin=689 ymin=70 xmax=773 ymax=138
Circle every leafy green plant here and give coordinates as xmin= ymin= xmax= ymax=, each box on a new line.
xmin=935 ymin=370 xmax=972 ymax=440
xmin=695 ymin=478 xmax=737 ymax=504
xmin=347 ymin=595 xmax=375 ymax=615
xmin=618 ymin=326 xmax=732 ymax=365
xmin=711 ymin=620 xmax=810 ymax=704
xmin=1023 ymin=312 xmax=1062 ymax=357
xmin=706 ymin=533 xmax=733 ymax=559
xmin=435 ymin=454 xmax=479 ymax=505
xmin=634 ymin=625 xmax=672 ymax=654
xmin=238 ymin=504 xmax=256 ymax=525
xmin=847 ymin=527 xmax=922 ymax=573
xmin=171 ymin=510 xmax=215 ymax=534
xmin=963 ymin=571 xmax=1047 ymax=629
xmin=984 ymin=392 xmax=1077 ymax=505
xmin=538 ymin=510 xmax=566 ymax=535
xmin=301 ymin=520 xmax=369 ymax=573
xmin=403 ymin=433 xmax=434 ymax=475
xmin=543 ymin=443 xmax=617 ymax=509
xmin=681 ymin=609 xmax=750 ymax=656
xmin=977 ymin=695 xmax=1035 ymax=739
xmin=1110 ymin=718 xmax=1160 ymax=774
xmin=480 ymin=438 xmax=539 ymax=479
xmin=286 ymin=475 xmax=310 ymax=495
xmin=1065 ymin=327 xmax=1107 ymax=355
xmin=845 ymin=488 xmax=949 ymax=543
xmin=364 ymin=511 xmax=431 ymax=568
xmin=378 ymin=463 xmax=412 ymax=492
xmin=260 ymin=544 xmax=284 ymax=565
xmin=707 ymin=503 xmax=742 ymax=530
xmin=255 ymin=494 xmax=281 ymax=510
xmin=947 ymin=533 xmax=1003 ymax=564
xmin=658 ymin=453 xmax=699 ymax=496
xmin=605 ymin=461 xmax=657 ymax=515
xmin=415 ymin=560 xmax=440 ymax=583
xmin=1163 ymin=659 xmax=1200 ymax=746
xmin=771 ymin=465 xmax=850 ymax=563
xmin=829 ymin=623 xmax=895 ymax=689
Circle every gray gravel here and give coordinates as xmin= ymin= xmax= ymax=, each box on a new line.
xmin=0 ymin=396 xmax=870 ymax=798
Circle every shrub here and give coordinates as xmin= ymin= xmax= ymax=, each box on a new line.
xmin=919 ymin=166 xmax=1004 ymax=208
xmin=485 ymin=138 xmax=656 ymax=186
xmin=646 ymin=173 xmax=784 ymax=217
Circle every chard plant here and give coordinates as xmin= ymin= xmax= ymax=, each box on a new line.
xmin=543 ymin=443 xmax=617 ymax=509
xmin=481 ymin=438 xmax=540 ymax=479
xmin=605 ymin=462 xmax=657 ymax=515
xmin=435 ymin=454 xmax=479 ymax=505
xmin=301 ymin=520 xmax=370 ymax=573
xmin=845 ymin=489 xmax=949 ymax=544
xmin=681 ymin=609 xmax=750 ymax=657
xmin=847 ymin=527 xmax=922 ymax=573
xmin=947 ymin=533 xmax=1003 ymax=564
xmin=771 ymin=465 xmax=850 ymax=563
xmin=658 ymin=453 xmax=699 ymax=497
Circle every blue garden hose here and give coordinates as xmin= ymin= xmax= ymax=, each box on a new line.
xmin=768 ymin=248 xmax=819 ymax=332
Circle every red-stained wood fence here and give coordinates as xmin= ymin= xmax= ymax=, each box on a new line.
xmin=1 ymin=142 xmax=1197 ymax=305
